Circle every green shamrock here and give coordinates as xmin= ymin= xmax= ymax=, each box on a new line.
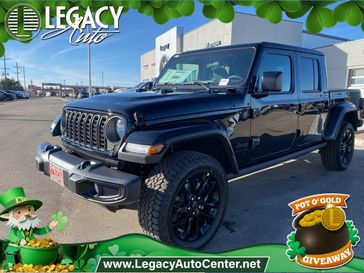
xmin=256 ymin=0 xmax=301 ymax=24
xmin=286 ymin=232 xmax=306 ymax=260
xmin=83 ymin=255 xmax=102 ymax=272
xmin=334 ymin=1 xmax=363 ymax=26
xmin=60 ymin=256 xmax=73 ymax=266
xmin=103 ymin=244 xmax=127 ymax=256
xmin=256 ymin=1 xmax=283 ymax=24
xmin=306 ymin=6 xmax=336 ymax=33
xmin=347 ymin=220 xmax=360 ymax=246
xmin=52 ymin=211 xmax=69 ymax=232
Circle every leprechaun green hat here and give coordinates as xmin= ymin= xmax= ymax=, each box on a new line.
xmin=0 ymin=187 xmax=42 ymax=221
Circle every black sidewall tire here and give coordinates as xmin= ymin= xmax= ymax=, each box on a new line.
xmin=138 ymin=151 xmax=228 ymax=249
xmin=337 ymin=123 xmax=355 ymax=169
xmin=321 ymin=122 xmax=355 ymax=171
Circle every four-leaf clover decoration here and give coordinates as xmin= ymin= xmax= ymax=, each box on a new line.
xmin=52 ymin=211 xmax=69 ymax=232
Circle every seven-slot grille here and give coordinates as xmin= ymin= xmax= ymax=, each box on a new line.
xmin=63 ymin=110 xmax=111 ymax=152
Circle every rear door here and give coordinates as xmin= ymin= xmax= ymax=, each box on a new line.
xmin=250 ymin=49 xmax=299 ymax=161
xmin=297 ymin=54 xmax=326 ymax=146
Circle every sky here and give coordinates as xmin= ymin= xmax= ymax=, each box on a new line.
xmin=4 ymin=2 xmax=364 ymax=88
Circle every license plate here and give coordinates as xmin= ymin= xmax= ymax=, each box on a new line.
xmin=50 ymin=164 xmax=64 ymax=187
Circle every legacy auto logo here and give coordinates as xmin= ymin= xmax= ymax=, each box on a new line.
xmin=5 ymin=4 xmax=41 ymax=42
xmin=5 ymin=4 xmax=123 ymax=45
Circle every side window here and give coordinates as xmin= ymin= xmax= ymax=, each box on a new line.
xmin=259 ymin=54 xmax=292 ymax=92
xmin=300 ymin=57 xmax=321 ymax=92
xmin=348 ymin=68 xmax=364 ymax=87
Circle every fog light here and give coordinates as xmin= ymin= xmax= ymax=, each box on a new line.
xmin=124 ymin=143 xmax=164 ymax=155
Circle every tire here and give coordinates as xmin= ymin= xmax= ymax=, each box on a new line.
xmin=138 ymin=151 xmax=228 ymax=249
xmin=321 ymin=122 xmax=355 ymax=171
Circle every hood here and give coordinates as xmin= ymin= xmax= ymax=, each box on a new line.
xmin=65 ymin=90 xmax=246 ymax=124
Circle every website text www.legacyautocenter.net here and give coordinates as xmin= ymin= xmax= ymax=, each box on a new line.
xmin=96 ymin=257 xmax=269 ymax=272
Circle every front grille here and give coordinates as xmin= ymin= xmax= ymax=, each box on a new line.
xmin=62 ymin=109 xmax=111 ymax=152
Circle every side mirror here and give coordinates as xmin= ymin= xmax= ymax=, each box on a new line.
xmin=146 ymin=82 xmax=153 ymax=90
xmin=261 ymin=71 xmax=283 ymax=92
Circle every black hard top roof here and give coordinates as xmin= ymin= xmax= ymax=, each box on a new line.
xmin=179 ymin=42 xmax=324 ymax=56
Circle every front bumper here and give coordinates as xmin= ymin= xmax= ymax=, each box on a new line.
xmin=35 ymin=142 xmax=141 ymax=208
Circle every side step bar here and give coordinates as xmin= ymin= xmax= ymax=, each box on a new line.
xmin=227 ymin=143 xmax=327 ymax=181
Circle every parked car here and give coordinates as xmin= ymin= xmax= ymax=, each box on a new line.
xmin=24 ymin=92 xmax=32 ymax=98
xmin=36 ymin=42 xmax=363 ymax=249
xmin=0 ymin=91 xmax=16 ymax=101
xmin=134 ymin=81 xmax=154 ymax=92
xmin=77 ymin=92 xmax=89 ymax=99
xmin=0 ymin=91 xmax=6 ymax=101
xmin=8 ymin=90 xmax=28 ymax=99
xmin=115 ymin=81 xmax=154 ymax=93
xmin=2 ymin=91 xmax=16 ymax=101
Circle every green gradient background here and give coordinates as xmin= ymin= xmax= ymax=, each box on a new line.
xmin=1 ymin=234 xmax=358 ymax=272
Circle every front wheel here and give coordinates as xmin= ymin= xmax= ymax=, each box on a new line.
xmin=321 ymin=122 xmax=355 ymax=171
xmin=138 ymin=151 xmax=228 ymax=249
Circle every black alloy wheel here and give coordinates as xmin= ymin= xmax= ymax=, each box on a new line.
xmin=171 ymin=169 xmax=221 ymax=243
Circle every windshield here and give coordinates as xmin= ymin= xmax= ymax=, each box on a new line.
xmin=156 ymin=47 xmax=255 ymax=87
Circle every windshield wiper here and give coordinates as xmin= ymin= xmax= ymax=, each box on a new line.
xmin=153 ymin=82 xmax=178 ymax=93
xmin=181 ymin=81 xmax=211 ymax=92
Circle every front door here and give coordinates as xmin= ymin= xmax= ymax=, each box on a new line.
xmin=250 ymin=50 xmax=298 ymax=161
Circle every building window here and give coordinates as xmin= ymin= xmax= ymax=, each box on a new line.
xmin=259 ymin=54 xmax=292 ymax=92
xmin=348 ymin=68 xmax=364 ymax=87
xmin=300 ymin=57 xmax=321 ymax=91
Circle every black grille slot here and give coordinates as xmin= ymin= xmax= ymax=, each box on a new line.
xmin=63 ymin=110 xmax=112 ymax=153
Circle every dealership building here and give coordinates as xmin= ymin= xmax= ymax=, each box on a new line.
xmin=319 ymin=39 xmax=364 ymax=92
xmin=141 ymin=12 xmax=364 ymax=93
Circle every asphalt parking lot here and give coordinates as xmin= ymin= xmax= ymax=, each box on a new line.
xmin=0 ymin=97 xmax=363 ymax=255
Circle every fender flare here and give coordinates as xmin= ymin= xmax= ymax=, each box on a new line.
xmin=324 ymin=102 xmax=359 ymax=141
xmin=118 ymin=122 xmax=239 ymax=174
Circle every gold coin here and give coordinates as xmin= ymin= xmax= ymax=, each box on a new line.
xmin=322 ymin=206 xmax=346 ymax=231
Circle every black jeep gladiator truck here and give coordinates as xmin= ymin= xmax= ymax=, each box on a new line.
xmin=36 ymin=42 xmax=363 ymax=249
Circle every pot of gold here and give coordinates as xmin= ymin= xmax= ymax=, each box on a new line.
xmin=19 ymin=238 xmax=59 ymax=265
xmin=293 ymin=207 xmax=349 ymax=254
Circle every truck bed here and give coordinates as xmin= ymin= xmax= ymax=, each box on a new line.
xmin=329 ymin=89 xmax=363 ymax=111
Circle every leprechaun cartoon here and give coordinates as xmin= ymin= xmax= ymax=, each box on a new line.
xmin=0 ymin=187 xmax=58 ymax=265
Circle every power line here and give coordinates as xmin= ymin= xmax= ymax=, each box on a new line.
xmin=1 ymin=54 xmax=10 ymax=80
xmin=23 ymin=66 xmax=26 ymax=91
xmin=14 ymin=62 xmax=21 ymax=82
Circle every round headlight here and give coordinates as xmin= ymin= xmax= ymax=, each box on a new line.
xmin=105 ymin=117 xmax=126 ymax=143
xmin=116 ymin=118 xmax=126 ymax=139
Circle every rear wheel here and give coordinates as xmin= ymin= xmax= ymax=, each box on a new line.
xmin=321 ymin=122 xmax=355 ymax=171
xmin=138 ymin=151 xmax=228 ymax=249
